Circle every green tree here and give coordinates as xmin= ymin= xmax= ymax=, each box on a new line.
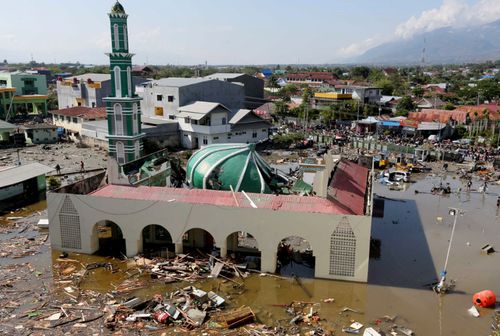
xmin=443 ymin=102 xmax=455 ymax=110
xmin=375 ymin=78 xmax=395 ymax=95
xmin=351 ymin=66 xmax=370 ymax=79
xmin=268 ymin=75 xmax=279 ymax=89
xmin=396 ymin=96 xmax=416 ymax=117
xmin=412 ymin=86 xmax=425 ymax=98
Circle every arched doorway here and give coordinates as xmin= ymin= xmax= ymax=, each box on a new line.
xmin=141 ymin=225 xmax=174 ymax=258
xmin=182 ymin=228 xmax=215 ymax=255
xmin=94 ymin=220 xmax=126 ymax=257
xmin=226 ymin=232 xmax=261 ymax=270
xmin=276 ymin=236 xmax=315 ymax=278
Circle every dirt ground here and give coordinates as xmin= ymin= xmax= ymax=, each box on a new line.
xmin=0 ymin=143 xmax=108 ymax=175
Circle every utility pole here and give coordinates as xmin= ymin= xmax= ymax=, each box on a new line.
xmin=435 ymin=207 xmax=465 ymax=294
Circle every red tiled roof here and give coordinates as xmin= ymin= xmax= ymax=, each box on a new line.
xmin=327 ymin=160 xmax=368 ymax=215
xmin=50 ymin=107 xmax=107 ymax=119
xmin=91 ymin=184 xmax=360 ymax=215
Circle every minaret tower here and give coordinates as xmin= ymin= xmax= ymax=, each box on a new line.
xmin=103 ymin=1 xmax=144 ymax=164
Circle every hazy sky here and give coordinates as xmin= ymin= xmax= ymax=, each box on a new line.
xmin=1 ymin=0 xmax=499 ymax=65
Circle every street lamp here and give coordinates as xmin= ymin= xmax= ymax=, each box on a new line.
xmin=435 ymin=207 xmax=464 ymax=294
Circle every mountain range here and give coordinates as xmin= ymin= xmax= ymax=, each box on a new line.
xmin=351 ymin=20 xmax=500 ymax=65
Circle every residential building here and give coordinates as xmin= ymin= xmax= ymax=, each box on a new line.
xmin=22 ymin=124 xmax=58 ymax=144
xmin=228 ymin=109 xmax=271 ymax=143
xmin=0 ymin=72 xmax=49 ymax=118
xmin=50 ymin=106 xmax=107 ymax=137
xmin=138 ymin=78 xmax=245 ymax=121
xmin=334 ymin=85 xmax=382 ymax=104
xmin=0 ymin=163 xmax=53 ymax=212
xmin=313 ymin=92 xmax=352 ymax=108
xmin=132 ymin=65 xmax=154 ymax=77
xmin=176 ymin=102 xmax=270 ymax=149
xmin=0 ymin=119 xmax=16 ymax=143
xmin=284 ymin=72 xmax=337 ymax=87
xmin=416 ymin=97 xmax=446 ymax=109
xmin=204 ymin=73 xmax=265 ymax=108
xmin=57 ymin=73 xmax=145 ymax=109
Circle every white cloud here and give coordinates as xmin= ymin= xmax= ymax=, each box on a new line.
xmin=337 ymin=37 xmax=385 ymax=58
xmin=396 ymin=0 xmax=500 ymax=39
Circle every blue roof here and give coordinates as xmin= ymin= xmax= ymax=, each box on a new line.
xmin=380 ymin=121 xmax=401 ymax=127
xmin=261 ymin=69 xmax=273 ymax=77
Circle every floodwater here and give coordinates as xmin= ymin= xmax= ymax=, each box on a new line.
xmin=2 ymin=169 xmax=499 ymax=335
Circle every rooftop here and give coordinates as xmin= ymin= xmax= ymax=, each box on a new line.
xmin=327 ymin=159 xmax=369 ymax=215
xmin=66 ymin=73 xmax=111 ymax=83
xmin=91 ymin=185 xmax=356 ymax=215
xmin=0 ymin=119 xmax=16 ymax=130
xmin=205 ymin=73 xmax=245 ymax=80
xmin=21 ymin=123 xmax=58 ymax=130
xmin=49 ymin=106 xmax=107 ymax=119
xmin=152 ymin=78 xmax=210 ymax=88
xmin=0 ymin=163 xmax=53 ymax=188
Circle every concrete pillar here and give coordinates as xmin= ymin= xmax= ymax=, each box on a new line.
xmin=260 ymin=247 xmax=277 ymax=273
xmin=125 ymin=238 xmax=139 ymax=258
xmin=175 ymin=242 xmax=183 ymax=254
xmin=218 ymin=240 xmax=227 ymax=258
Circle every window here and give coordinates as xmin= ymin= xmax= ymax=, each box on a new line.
xmin=114 ymin=103 xmax=123 ymax=135
xmin=113 ymin=24 xmax=119 ymax=50
xmin=134 ymin=140 xmax=140 ymax=159
xmin=213 ymin=136 xmax=219 ymax=140
xmin=157 ymin=94 xmax=163 ymax=101
xmin=116 ymin=141 xmax=125 ymax=164
xmin=252 ymin=132 xmax=258 ymax=138
xmin=262 ymin=129 xmax=267 ymax=132
xmin=114 ymin=66 xmax=121 ymax=97
xmin=168 ymin=95 xmax=174 ymax=102
xmin=227 ymin=136 xmax=231 ymax=140
xmin=72 ymin=117 xmax=78 ymax=123
xmin=132 ymin=103 xmax=139 ymax=134
xmin=329 ymin=218 xmax=356 ymax=277
xmin=155 ymin=107 xmax=163 ymax=116
xmin=127 ymin=67 xmax=132 ymax=97
xmin=222 ymin=117 xmax=226 ymax=125
xmin=123 ymin=25 xmax=128 ymax=50
xmin=168 ymin=115 xmax=175 ymax=120
xmin=91 ymin=102 xmax=96 ymax=108
xmin=184 ymin=117 xmax=191 ymax=124
xmin=203 ymin=138 xmax=208 ymax=145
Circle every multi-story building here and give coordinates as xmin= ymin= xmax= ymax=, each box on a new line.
xmin=0 ymin=71 xmax=49 ymax=118
xmin=57 ymin=73 xmax=145 ymax=109
xmin=204 ymin=73 xmax=265 ymax=108
xmin=138 ymin=77 xmax=245 ymax=120
xmin=50 ymin=106 xmax=107 ymax=137
xmin=176 ymin=102 xmax=270 ymax=149
xmin=334 ymin=85 xmax=382 ymax=104
xmin=284 ymin=72 xmax=337 ymax=88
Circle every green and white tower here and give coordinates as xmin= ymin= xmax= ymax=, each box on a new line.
xmin=103 ymin=1 xmax=144 ymax=164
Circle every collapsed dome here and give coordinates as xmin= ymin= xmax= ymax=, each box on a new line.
xmin=187 ymin=144 xmax=282 ymax=194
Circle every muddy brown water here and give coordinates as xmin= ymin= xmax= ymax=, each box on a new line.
xmin=1 ymin=172 xmax=499 ymax=335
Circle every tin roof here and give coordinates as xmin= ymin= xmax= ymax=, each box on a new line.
xmin=328 ymin=160 xmax=368 ymax=215
xmin=0 ymin=163 xmax=53 ymax=188
xmin=91 ymin=184 xmax=355 ymax=215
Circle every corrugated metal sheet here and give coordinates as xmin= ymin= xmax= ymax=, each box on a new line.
xmin=328 ymin=160 xmax=368 ymax=215
xmin=0 ymin=163 xmax=53 ymax=188
xmin=91 ymin=184 xmax=355 ymax=215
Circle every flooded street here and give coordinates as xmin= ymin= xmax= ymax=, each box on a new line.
xmin=1 ymin=168 xmax=499 ymax=335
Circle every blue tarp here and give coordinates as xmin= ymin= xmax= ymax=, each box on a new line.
xmin=380 ymin=121 xmax=401 ymax=127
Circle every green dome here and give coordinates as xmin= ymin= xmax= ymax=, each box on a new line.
xmin=187 ymin=144 xmax=277 ymax=194
xmin=111 ymin=1 xmax=125 ymax=14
